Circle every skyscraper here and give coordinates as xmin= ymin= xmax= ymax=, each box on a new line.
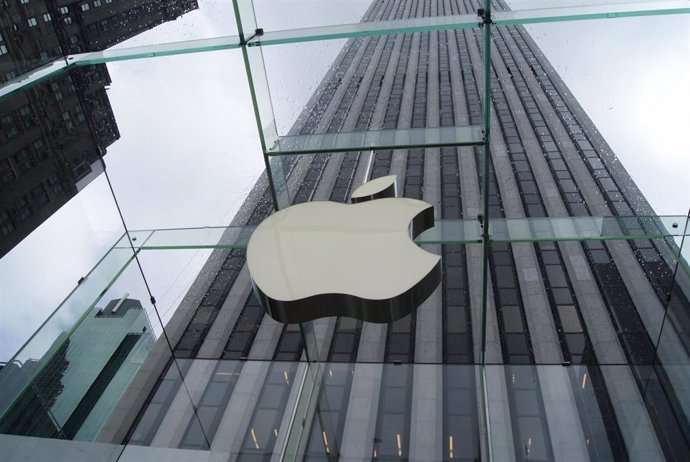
xmin=79 ymin=0 xmax=690 ymax=461
xmin=0 ymin=0 xmax=198 ymax=257
xmin=2 ymin=1 xmax=689 ymax=461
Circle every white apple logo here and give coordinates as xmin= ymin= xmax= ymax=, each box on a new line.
xmin=247 ymin=175 xmax=441 ymax=323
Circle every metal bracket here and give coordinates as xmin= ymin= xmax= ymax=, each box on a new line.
xmin=477 ymin=8 xmax=493 ymax=26
xmin=240 ymin=28 xmax=264 ymax=46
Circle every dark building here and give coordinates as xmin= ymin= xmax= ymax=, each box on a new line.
xmin=0 ymin=0 xmax=198 ymax=257
xmin=1 ymin=0 xmax=689 ymax=461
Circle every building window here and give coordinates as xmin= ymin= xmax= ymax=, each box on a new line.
xmin=43 ymin=13 xmax=52 ymax=22
xmin=105 ymin=0 xmax=112 ymax=4
xmin=20 ymin=0 xmax=29 ymax=4
xmin=0 ymin=210 xmax=14 ymax=237
xmin=74 ymin=105 xmax=85 ymax=124
xmin=14 ymin=198 xmax=32 ymax=222
xmin=58 ymin=6 xmax=69 ymax=14
xmin=80 ymin=3 xmax=89 ymax=11
xmin=100 ymin=19 xmax=109 ymax=31
xmin=31 ymin=185 xmax=49 ymax=207
xmin=65 ymin=78 xmax=76 ymax=94
xmin=69 ymin=35 xmax=79 ymax=45
xmin=19 ymin=105 xmax=33 ymax=127
xmin=50 ymin=82 xmax=63 ymax=101
xmin=0 ymin=33 xmax=7 ymax=56
xmin=0 ymin=160 xmax=16 ymax=185
xmin=33 ymin=138 xmax=49 ymax=160
xmin=63 ymin=16 xmax=73 ymax=25
xmin=72 ymin=161 xmax=91 ymax=180
xmin=93 ymin=0 xmax=101 ymax=7
xmin=1 ymin=114 xmax=19 ymax=139
xmin=62 ymin=111 xmax=74 ymax=130
xmin=27 ymin=17 xmax=38 ymax=27
xmin=14 ymin=150 xmax=33 ymax=173
xmin=46 ymin=173 xmax=63 ymax=194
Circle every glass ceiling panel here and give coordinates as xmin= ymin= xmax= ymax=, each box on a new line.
xmin=115 ymin=226 xmax=256 ymax=250
xmin=108 ymin=216 xmax=688 ymax=250
xmin=0 ymin=247 xmax=136 ymax=421
xmin=496 ymin=0 xmax=690 ymax=25
xmin=252 ymin=0 xmax=372 ymax=31
xmin=511 ymin=14 xmax=690 ymax=216
xmin=100 ymin=50 xmax=265 ymax=233
xmin=0 ymin=60 xmax=71 ymax=101
xmin=102 ymin=0 xmax=237 ymax=52
xmin=70 ymin=36 xmax=242 ymax=65
xmin=251 ymin=12 xmax=481 ymax=46
xmin=2 ymin=1 xmax=689 ymax=102
xmin=268 ymin=126 xmax=486 ymax=155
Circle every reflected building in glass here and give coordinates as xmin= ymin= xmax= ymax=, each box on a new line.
xmin=0 ymin=297 xmax=153 ymax=441
xmin=0 ymin=0 xmax=198 ymax=257
xmin=2 ymin=0 xmax=690 ymax=461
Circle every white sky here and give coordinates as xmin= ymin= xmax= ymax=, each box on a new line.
xmin=0 ymin=0 xmax=688 ymax=362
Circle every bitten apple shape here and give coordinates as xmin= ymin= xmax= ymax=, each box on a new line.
xmin=247 ymin=178 xmax=441 ymax=324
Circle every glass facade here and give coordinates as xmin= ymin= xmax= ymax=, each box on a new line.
xmin=1 ymin=0 xmax=689 ymax=461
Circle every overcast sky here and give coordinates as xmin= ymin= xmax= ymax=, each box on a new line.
xmin=0 ymin=0 xmax=688 ymax=362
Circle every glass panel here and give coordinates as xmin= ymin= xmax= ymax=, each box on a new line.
xmin=70 ymin=36 xmax=242 ymax=66
xmin=258 ymin=12 xmax=488 ymax=153
xmin=99 ymin=50 xmax=265 ymax=231
xmin=252 ymin=0 xmax=373 ymax=32
xmin=0 ymin=185 xmax=126 ymax=368
xmin=0 ymin=0 xmax=219 ymax=99
xmin=254 ymin=11 xmax=482 ymax=46
xmin=102 ymin=216 xmax=690 ymax=250
xmin=497 ymin=0 xmax=690 ymax=26
xmin=233 ymin=0 xmax=259 ymax=39
xmin=653 ymin=213 xmax=690 ymax=445
xmin=0 ymin=67 xmax=120 ymax=258
xmin=128 ymin=227 xmax=254 ymax=250
xmin=270 ymin=126 xmax=485 ymax=155
xmin=0 ymin=60 xmax=71 ymax=101
xmin=0 ymin=246 xmax=139 ymax=435
xmin=102 ymin=1 xmax=234 ymax=51
xmin=135 ymin=249 xmax=215 ymax=347
xmin=0 ymin=1 xmax=66 ymax=86
xmin=244 ymin=40 xmax=279 ymax=152
xmin=492 ymin=14 xmax=689 ymax=217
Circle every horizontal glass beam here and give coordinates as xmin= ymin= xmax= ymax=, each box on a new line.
xmin=487 ymin=215 xmax=688 ymax=244
xmin=70 ymin=35 xmax=242 ymax=66
xmin=267 ymin=126 xmax=486 ymax=155
xmin=114 ymin=226 xmax=256 ymax=250
xmin=247 ymin=1 xmax=690 ymax=47
xmin=0 ymin=59 xmax=70 ymax=101
xmin=114 ymin=216 xmax=689 ymax=250
xmin=250 ymin=13 xmax=481 ymax=46
xmin=3 ymin=0 xmax=687 ymax=100
xmin=493 ymin=1 xmax=690 ymax=26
